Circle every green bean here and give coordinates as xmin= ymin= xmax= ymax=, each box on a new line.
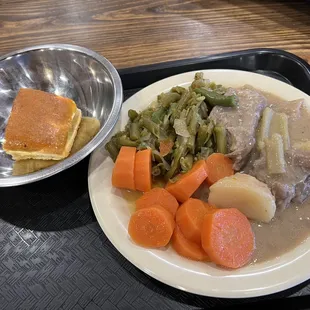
xmin=196 ymin=124 xmax=208 ymax=151
xmin=168 ymin=102 xmax=178 ymax=124
xmin=191 ymin=79 xmax=208 ymax=90
xmin=141 ymin=109 xmax=154 ymax=118
xmin=180 ymin=154 xmax=193 ymax=172
xmin=152 ymin=106 xmax=167 ymax=124
xmin=171 ymin=86 xmax=186 ymax=94
xmin=209 ymin=82 xmax=217 ymax=90
xmin=173 ymin=90 xmax=191 ymax=119
xmin=194 ymin=88 xmax=238 ymax=107
xmin=194 ymin=72 xmax=204 ymax=80
xmin=215 ymin=85 xmax=226 ymax=95
xmin=187 ymin=135 xmax=195 ymax=154
xmin=165 ymin=140 xmax=187 ymax=180
xmin=129 ymin=123 xmax=140 ymax=141
xmin=187 ymin=109 xmax=200 ymax=135
xmin=152 ymin=165 xmax=162 ymax=177
xmin=196 ymin=121 xmax=214 ymax=151
xmin=118 ymin=135 xmax=138 ymax=147
xmin=214 ymin=126 xmax=227 ymax=154
xmin=158 ymin=92 xmax=181 ymax=107
xmin=140 ymin=128 xmax=151 ymax=141
xmin=180 ymin=109 xmax=188 ymax=120
xmin=206 ymin=138 xmax=213 ymax=148
xmin=186 ymin=108 xmax=193 ymax=126
xmin=137 ymin=142 xmax=149 ymax=151
xmin=128 ymin=109 xmax=139 ymax=121
xmin=188 ymin=92 xmax=205 ymax=106
xmin=163 ymin=114 xmax=170 ymax=131
xmin=141 ymin=117 xmax=160 ymax=138
xmin=199 ymin=101 xmax=208 ymax=119
xmin=105 ymin=141 xmax=119 ymax=162
xmin=114 ymin=130 xmax=127 ymax=138
xmin=153 ymin=152 xmax=162 ymax=163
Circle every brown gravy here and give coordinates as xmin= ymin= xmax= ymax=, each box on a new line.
xmin=251 ymin=90 xmax=310 ymax=262
xmin=251 ymin=202 xmax=310 ymax=262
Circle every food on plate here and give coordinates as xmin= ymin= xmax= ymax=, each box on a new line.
xmin=12 ymin=117 xmax=100 ymax=175
xmin=107 ymin=71 xmax=310 ymax=270
xmin=194 ymin=87 xmax=238 ymax=107
xmin=106 ymin=72 xmax=239 ymax=180
xmin=134 ymin=149 xmax=152 ymax=192
xmin=172 ymin=225 xmax=210 ymax=261
xmin=245 ymin=93 xmax=308 ymax=211
xmin=205 ymin=153 xmax=234 ymax=186
xmin=208 ymin=173 xmax=276 ymax=223
xmin=201 ymin=208 xmax=255 ymax=269
xmin=112 ymin=146 xmax=136 ymax=190
xmin=166 ymin=160 xmax=208 ymax=202
xmin=265 ymin=133 xmax=286 ymax=174
xmin=128 ymin=205 xmax=175 ymax=248
xmin=175 ymin=198 xmax=208 ymax=244
xmin=208 ymin=86 xmax=267 ymax=171
xmin=135 ymin=188 xmax=179 ymax=217
xmin=3 ymin=88 xmax=82 ymax=160
xmin=159 ymin=139 xmax=174 ymax=156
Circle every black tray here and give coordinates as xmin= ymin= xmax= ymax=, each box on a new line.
xmin=0 ymin=49 xmax=310 ymax=310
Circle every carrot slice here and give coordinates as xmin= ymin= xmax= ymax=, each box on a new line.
xmin=160 ymin=139 xmax=174 ymax=156
xmin=166 ymin=160 xmax=208 ymax=202
xmin=172 ymin=225 xmax=210 ymax=261
xmin=205 ymin=153 xmax=234 ymax=186
xmin=112 ymin=146 xmax=136 ymax=190
xmin=136 ymin=187 xmax=179 ymax=217
xmin=128 ymin=205 xmax=175 ymax=248
xmin=134 ymin=149 xmax=152 ymax=192
xmin=175 ymin=198 xmax=207 ymax=244
xmin=201 ymin=208 xmax=255 ymax=269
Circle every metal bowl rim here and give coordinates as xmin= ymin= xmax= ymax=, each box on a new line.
xmin=0 ymin=44 xmax=123 ymax=187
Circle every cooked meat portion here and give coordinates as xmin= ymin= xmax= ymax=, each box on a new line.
xmin=245 ymin=150 xmax=308 ymax=210
xmin=244 ymin=97 xmax=310 ymax=210
xmin=209 ymin=86 xmax=267 ymax=170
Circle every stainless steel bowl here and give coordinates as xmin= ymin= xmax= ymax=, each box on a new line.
xmin=0 ymin=44 xmax=123 ymax=186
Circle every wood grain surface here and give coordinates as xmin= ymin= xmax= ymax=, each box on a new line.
xmin=0 ymin=0 xmax=309 ymax=68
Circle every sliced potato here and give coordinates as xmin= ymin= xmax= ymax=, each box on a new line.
xmin=208 ymin=173 xmax=276 ymax=223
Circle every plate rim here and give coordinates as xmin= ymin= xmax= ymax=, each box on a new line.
xmin=88 ymin=69 xmax=310 ymax=298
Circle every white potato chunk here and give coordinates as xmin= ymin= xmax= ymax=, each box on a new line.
xmin=208 ymin=173 xmax=276 ymax=223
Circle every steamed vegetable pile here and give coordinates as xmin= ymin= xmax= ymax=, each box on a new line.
xmin=106 ymin=72 xmax=238 ymax=180
xmin=112 ymin=150 xmax=256 ymax=269
xmin=108 ymin=73 xmax=278 ymax=270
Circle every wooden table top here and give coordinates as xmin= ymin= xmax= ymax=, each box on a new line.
xmin=0 ymin=0 xmax=309 ymax=68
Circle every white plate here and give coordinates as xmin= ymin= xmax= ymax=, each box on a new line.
xmin=88 ymin=69 xmax=310 ymax=298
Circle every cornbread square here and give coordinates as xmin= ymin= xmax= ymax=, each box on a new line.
xmin=3 ymin=88 xmax=82 ymax=160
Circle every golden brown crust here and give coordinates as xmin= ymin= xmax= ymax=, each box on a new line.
xmin=3 ymin=88 xmax=77 ymax=155
xmin=8 ymin=109 xmax=82 ymax=161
